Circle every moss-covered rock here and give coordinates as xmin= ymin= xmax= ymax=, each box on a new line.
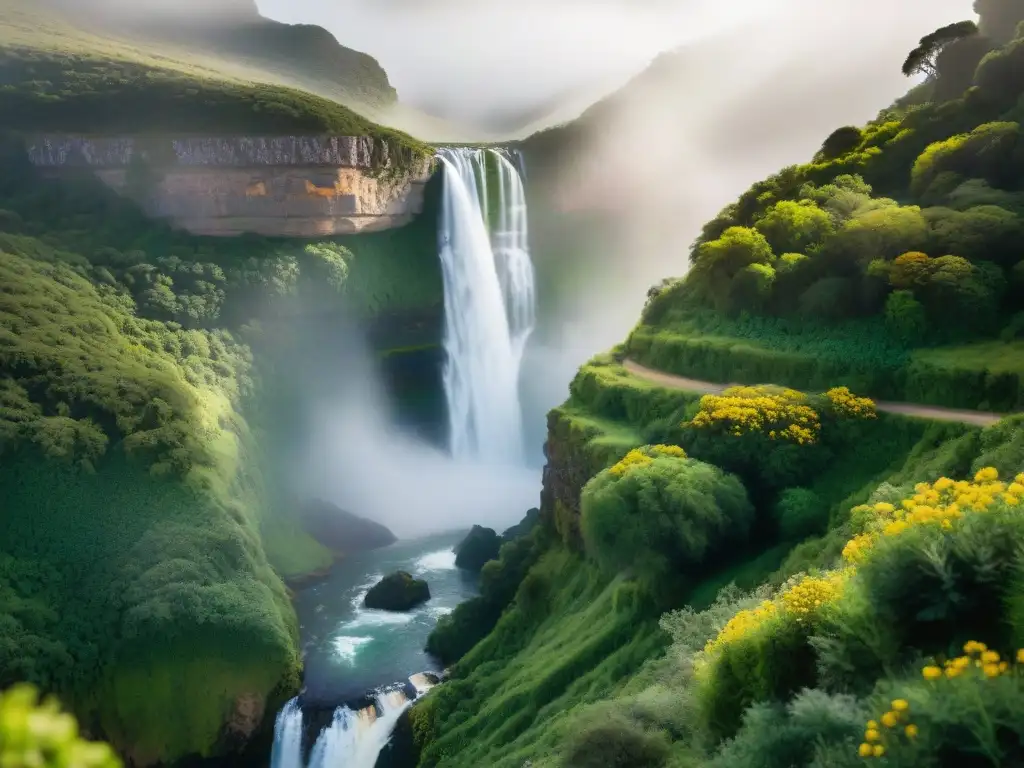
xmin=299 ymin=499 xmax=397 ymax=555
xmin=454 ymin=526 xmax=502 ymax=572
xmin=502 ymin=508 xmax=540 ymax=542
xmin=364 ymin=571 xmax=430 ymax=612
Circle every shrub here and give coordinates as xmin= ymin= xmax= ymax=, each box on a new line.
xmin=580 ymin=448 xmax=754 ymax=583
xmin=852 ymin=644 xmax=1024 ymax=765
xmin=562 ymin=716 xmax=670 ymax=768
xmin=754 ymin=200 xmax=835 ymax=255
xmin=707 ymin=690 xmax=865 ymax=768
xmin=910 ymin=122 xmax=1021 ymax=195
xmin=0 ymin=684 xmax=121 ymax=768
xmin=816 ymin=469 xmax=1024 ymax=686
xmin=696 ymin=571 xmax=848 ymax=740
xmin=817 ymin=127 xmax=865 ymax=161
xmin=884 ymin=290 xmax=927 ymax=342
xmin=774 ymin=488 xmax=827 ymax=541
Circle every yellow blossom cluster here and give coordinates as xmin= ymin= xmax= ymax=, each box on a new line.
xmin=824 ymin=387 xmax=877 ymax=420
xmin=701 ymin=571 xmax=848 ymax=662
xmin=858 ymin=697 xmax=917 ymax=759
xmin=686 ymin=386 xmax=821 ymax=444
xmin=842 ymin=468 xmax=1024 ymax=564
xmin=921 ymin=641 xmax=1021 ymax=682
xmin=608 ymin=444 xmax=687 ymax=477
xmin=779 ymin=570 xmax=848 ymax=622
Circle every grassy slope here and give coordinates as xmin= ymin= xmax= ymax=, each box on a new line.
xmin=417 ymin=11 xmax=1024 ymax=764
xmin=415 ymin=357 xmax=994 ymax=767
xmin=0 ymin=2 xmax=432 ymax=158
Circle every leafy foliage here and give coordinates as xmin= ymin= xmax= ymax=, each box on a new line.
xmin=0 ymin=684 xmax=121 ymax=768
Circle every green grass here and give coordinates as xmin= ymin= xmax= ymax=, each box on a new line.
xmin=627 ymin=313 xmax=1024 ymax=411
xmin=0 ymin=3 xmax=431 ymax=160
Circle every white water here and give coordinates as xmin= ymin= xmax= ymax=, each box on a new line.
xmin=308 ymin=690 xmax=411 ymax=768
xmin=271 ymin=679 xmax=438 ymax=768
xmin=436 ymin=147 xmax=536 ymax=463
xmin=270 ymin=698 xmax=304 ymax=768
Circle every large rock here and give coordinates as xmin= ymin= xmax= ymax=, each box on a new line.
xmin=454 ymin=525 xmax=502 ymax=572
xmin=25 ymin=136 xmax=433 ymax=237
xmin=502 ymin=508 xmax=540 ymax=541
xmin=364 ymin=571 xmax=430 ymax=611
xmin=301 ymin=499 xmax=397 ymax=554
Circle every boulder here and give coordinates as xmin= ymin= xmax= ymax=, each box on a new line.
xmin=300 ymin=499 xmax=397 ymax=554
xmin=454 ymin=525 xmax=502 ymax=572
xmin=364 ymin=571 xmax=430 ymax=611
xmin=502 ymin=508 xmax=540 ymax=541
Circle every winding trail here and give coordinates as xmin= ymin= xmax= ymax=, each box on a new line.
xmin=622 ymin=359 xmax=1007 ymax=428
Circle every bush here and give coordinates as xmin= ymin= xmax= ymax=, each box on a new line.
xmin=774 ymin=488 xmax=827 ymax=541
xmin=817 ymin=127 xmax=865 ymax=161
xmin=851 ymin=646 xmax=1024 ymax=766
xmin=580 ymin=448 xmax=754 ymax=583
xmin=884 ymin=290 xmax=928 ymax=342
xmin=0 ymin=684 xmax=121 ymax=768
xmin=707 ymin=690 xmax=865 ymax=768
xmin=562 ymin=716 xmax=670 ymax=768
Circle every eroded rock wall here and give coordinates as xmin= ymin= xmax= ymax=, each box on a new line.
xmin=25 ymin=135 xmax=435 ymax=236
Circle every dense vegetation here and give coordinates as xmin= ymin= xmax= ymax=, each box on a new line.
xmin=0 ymin=135 xmax=442 ymax=760
xmin=413 ymin=3 xmax=1024 ymax=767
xmin=628 ymin=3 xmax=1024 ymax=411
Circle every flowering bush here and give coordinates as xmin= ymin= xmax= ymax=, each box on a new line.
xmin=853 ymin=641 xmax=1024 ymax=766
xmin=696 ymin=571 xmax=849 ymax=738
xmin=581 ymin=451 xmax=753 ymax=584
xmin=686 ymin=386 xmax=822 ymax=445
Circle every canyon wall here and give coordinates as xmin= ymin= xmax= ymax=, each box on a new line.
xmin=25 ymin=136 xmax=435 ymax=237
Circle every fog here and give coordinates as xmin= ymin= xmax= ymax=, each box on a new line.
xmin=517 ymin=0 xmax=977 ymax=435
xmin=293 ymin=323 xmax=539 ymax=539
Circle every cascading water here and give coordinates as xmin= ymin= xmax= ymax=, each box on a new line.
xmin=270 ymin=678 xmax=436 ymax=768
xmin=436 ymin=147 xmax=536 ymax=463
xmin=270 ymin=698 xmax=304 ymax=768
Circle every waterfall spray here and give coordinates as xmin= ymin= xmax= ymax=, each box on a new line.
xmin=436 ymin=147 xmax=536 ymax=463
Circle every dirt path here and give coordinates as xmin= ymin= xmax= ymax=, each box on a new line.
xmin=622 ymin=359 xmax=1006 ymax=427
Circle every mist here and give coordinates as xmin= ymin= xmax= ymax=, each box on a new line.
xmin=292 ymin=322 xmax=539 ymax=540
xmin=517 ymin=0 xmax=976 ymax=441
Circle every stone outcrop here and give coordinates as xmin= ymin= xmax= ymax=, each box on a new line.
xmin=25 ymin=135 xmax=434 ymax=237
xmin=364 ymin=571 xmax=431 ymax=612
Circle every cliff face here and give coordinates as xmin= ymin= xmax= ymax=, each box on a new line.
xmin=26 ymin=135 xmax=435 ymax=237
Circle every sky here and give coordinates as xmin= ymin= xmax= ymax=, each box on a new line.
xmin=255 ymin=0 xmax=802 ymax=127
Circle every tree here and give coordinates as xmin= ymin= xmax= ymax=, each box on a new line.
xmin=755 ymin=200 xmax=835 ymax=255
xmin=817 ymin=126 xmax=864 ymax=161
xmin=902 ymin=21 xmax=980 ymax=77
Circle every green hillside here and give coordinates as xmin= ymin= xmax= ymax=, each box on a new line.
xmin=411 ymin=4 xmax=1024 ymax=768
xmin=0 ymin=1 xmax=430 ymax=159
xmin=0 ymin=124 xmax=442 ymax=760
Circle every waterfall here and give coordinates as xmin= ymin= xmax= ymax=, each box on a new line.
xmin=270 ymin=698 xmax=304 ymax=768
xmin=436 ymin=147 xmax=536 ymax=463
xmin=270 ymin=676 xmax=437 ymax=767
xmin=308 ymin=691 xmax=411 ymax=768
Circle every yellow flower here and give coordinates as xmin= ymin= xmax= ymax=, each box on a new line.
xmin=867 ymin=720 xmax=879 ymax=730
xmin=964 ymin=640 xmax=988 ymax=655
xmin=881 ymin=711 xmax=899 ymax=728
xmin=974 ymin=467 xmax=999 ymax=483
xmin=922 ymin=665 xmax=943 ymax=681
xmin=865 ymin=728 xmax=881 ymax=742
xmin=873 ymin=745 xmax=885 ymax=757
xmin=981 ymin=650 xmax=1000 ymax=664
xmin=1016 ymin=648 xmax=1024 ymax=664
xmin=891 ymin=699 xmax=909 ymax=712
xmin=905 ymin=724 xmax=919 ymax=738
xmin=984 ymin=663 xmax=1001 ymax=678
xmin=858 ymin=743 xmax=873 ymax=758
